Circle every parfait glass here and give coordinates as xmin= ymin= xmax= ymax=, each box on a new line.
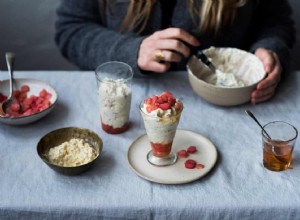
xmin=139 ymin=101 xmax=183 ymax=166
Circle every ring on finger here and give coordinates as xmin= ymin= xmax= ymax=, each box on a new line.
xmin=155 ymin=51 xmax=165 ymax=61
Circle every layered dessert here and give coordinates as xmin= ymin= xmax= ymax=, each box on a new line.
xmin=98 ymin=78 xmax=131 ymax=134
xmin=140 ymin=91 xmax=183 ymax=163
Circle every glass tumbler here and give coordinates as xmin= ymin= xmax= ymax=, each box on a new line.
xmin=262 ymin=121 xmax=298 ymax=171
xmin=95 ymin=61 xmax=133 ymax=134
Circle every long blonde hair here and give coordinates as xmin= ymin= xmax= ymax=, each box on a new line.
xmin=197 ymin=0 xmax=246 ymax=34
xmin=103 ymin=0 xmax=246 ymax=34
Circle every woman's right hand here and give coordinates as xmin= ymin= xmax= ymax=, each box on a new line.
xmin=137 ymin=28 xmax=200 ymax=73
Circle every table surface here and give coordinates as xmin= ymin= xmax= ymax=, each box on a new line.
xmin=0 ymin=71 xmax=300 ymax=220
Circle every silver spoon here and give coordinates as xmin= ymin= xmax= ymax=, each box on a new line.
xmin=194 ymin=50 xmax=217 ymax=73
xmin=245 ymin=109 xmax=288 ymax=163
xmin=1 ymin=52 xmax=16 ymax=114
xmin=245 ymin=109 xmax=271 ymax=139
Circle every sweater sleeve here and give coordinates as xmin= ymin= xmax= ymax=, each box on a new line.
xmin=249 ymin=0 xmax=296 ymax=73
xmin=54 ymin=0 xmax=147 ymax=76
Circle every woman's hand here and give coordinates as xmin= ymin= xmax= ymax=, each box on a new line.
xmin=251 ymin=48 xmax=282 ymax=104
xmin=137 ymin=28 xmax=200 ymax=73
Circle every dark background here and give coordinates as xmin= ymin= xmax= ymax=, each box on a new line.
xmin=0 ymin=0 xmax=299 ymax=71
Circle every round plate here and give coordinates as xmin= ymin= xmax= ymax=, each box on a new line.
xmin=0 ymin=78 xmax=58 ymax=125
xmin=127 ymin=129 xmax=218 ymax=184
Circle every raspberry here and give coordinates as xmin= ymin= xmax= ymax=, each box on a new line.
xmin=167 ymin=97 xmax=176 ymax=106
xmin=39 ymin=89 xmax=48 ymax=98
xmin=178 ymin=150 xmax=189 ymax=158
xmin=196 ymin=164 xmax=205 ymax=169
xmin=159 ymin=102 xmax=171 ymax=110
xmin=185 ymin=159 xmax=196 ymax=169
xmin=13 ymin=90 xmax=21 ymax=98
xmin=3 ymin=85 xmax=52 ymax=117
xmin=10 ymin=102 xmax=21 ymax=112
xmin=161 ymin=91 xmax=173 ymax=97
xmin=146 ymin=105 xmax=158 ymax=113
xmin=187 ymin=146 xmax=197 ymax=154
xmin=156 ymin=97 xmax=164 ymax=104
xmin=23 ymin=109 xmax=33 ymax=116
xmin=20 ymin=85 xmax=30 ymax=92
xmin=0 ymin=93 xmax=7 ymax=103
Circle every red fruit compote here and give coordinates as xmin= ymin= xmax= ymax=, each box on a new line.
xmin=139 ymin=91 xmax=183 ymax=166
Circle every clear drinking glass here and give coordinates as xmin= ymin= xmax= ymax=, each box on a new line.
xmin=262 ymin=121 xmax=298 ymax=171
xmin=139 ymin=101 xmax=183 ymax=166
xmin=95 ymin=61 xmax=133 ymax=134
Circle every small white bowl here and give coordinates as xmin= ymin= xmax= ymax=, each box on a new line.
xmin=187 ymin=47 xmax=266 ymax=106
xmin=0 ymin=78 xmax=58 ymax=125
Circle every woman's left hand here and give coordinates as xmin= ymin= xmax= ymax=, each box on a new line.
xmin=251 ymin=48 xmax=282 ymax=104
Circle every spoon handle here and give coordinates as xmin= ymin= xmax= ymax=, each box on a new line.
xmin=194 ymin=50 xmax=216 ymax=72
xmin=5 ymin=52 xmax=15 ymax=98
xmin=245 ymin=109 xmax=271 ymax=139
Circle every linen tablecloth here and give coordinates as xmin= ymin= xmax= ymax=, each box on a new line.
xmin=0 ymin=71 xmax=300 ymax=220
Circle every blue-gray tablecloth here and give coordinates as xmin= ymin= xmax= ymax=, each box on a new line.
xmin=0 ymin=71 xmax=300 ymax=220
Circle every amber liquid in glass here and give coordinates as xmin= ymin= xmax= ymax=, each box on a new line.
xmin=263 ymin=140 xmax=293 ymax=171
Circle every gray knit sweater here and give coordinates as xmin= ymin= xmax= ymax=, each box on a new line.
xmin=55 ymin=0 xmax=295 ymax=76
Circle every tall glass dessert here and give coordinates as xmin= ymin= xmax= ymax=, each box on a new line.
xmin=96 ymin=61 xmax=133 ymax=134
xmin=139 ymin=91 xmax=183 ymax=166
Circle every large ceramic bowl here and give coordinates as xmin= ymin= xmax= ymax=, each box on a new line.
xmin=187 ymin=47 xmax=266 ymax=106
xmin=37 ymin=127 xmax=103 ymax=175
xmin=0 ymin=78 xmax=58 ymax=125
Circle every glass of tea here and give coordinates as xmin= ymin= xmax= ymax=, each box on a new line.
xmin=262 ymin=121 xmax=298 ymax=171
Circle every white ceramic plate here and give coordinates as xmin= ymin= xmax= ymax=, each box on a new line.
xmin=127 ymin=129 xmax=218 ymax=184
xmin=0 ymin=78 xmax=58 ymax=125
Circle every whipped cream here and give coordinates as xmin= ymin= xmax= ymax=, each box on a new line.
xmin=48 ymin=138 xmax=97 ymax=167
xmin=98 ymin=78 xmax=131 ymax=128
xmin=140 ymin=93 xmax=182 ymax=144
xmin=205 ymin=69 xmax=245 ymax=88
xmin=141 ymin=105 xmax=180 ymax=118
xmin=203 ymin=47 xmax=255 ymax=87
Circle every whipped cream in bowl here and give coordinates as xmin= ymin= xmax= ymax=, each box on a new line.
xmin=187 ymin=47 xmax=266 ymax=106
xmin=206 ymin=69 xmax=245 ymax=88
xmin=202 ymin=47 xmax=265 ymax=88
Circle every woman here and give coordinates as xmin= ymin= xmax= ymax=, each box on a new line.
xmin=55 ymin=0 xmax=295 ymax=104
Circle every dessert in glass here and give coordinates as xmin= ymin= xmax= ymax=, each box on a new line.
xmin=95 ymin=61 xmax=133 ymax=134
xmin=139 ymin=91 xmax=183 ymax=166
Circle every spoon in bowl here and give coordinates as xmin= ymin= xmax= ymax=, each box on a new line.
xmin=1 ymin=52 xmax=16 ymax=114
xmin=194 ymin=50 xmax=217 ymax=73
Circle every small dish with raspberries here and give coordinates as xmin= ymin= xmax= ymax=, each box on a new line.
xmin=0 ymin=78 xmax=58 ymax=125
